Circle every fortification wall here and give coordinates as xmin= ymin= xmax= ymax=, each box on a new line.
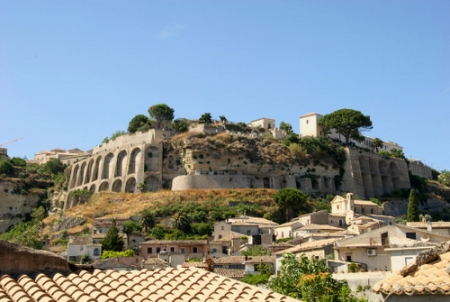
xmin=409 ymin=161 xmax=432 ymax=180
xmin=172 ymin=175 xmax=254 ymax=190
xmin=65 ymin=130 xmax=167 ymax=209
xmin=342 ymin=148 xmax=411 ymax=199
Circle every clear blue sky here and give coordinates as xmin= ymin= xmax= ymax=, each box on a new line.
xmin=1 ymin=1 xmax=449 ymax=171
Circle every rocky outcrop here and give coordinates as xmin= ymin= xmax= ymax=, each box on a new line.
xmin=0 ymin=241 xmax=73 ymax=276
xmin=0 ymin=180 xmax=46 ymax=233
xmin=383 ymin=198 xmax=450 ymax=217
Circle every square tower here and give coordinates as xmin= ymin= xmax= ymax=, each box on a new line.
xmin=299 ymin=112 xmax=324 ymax=137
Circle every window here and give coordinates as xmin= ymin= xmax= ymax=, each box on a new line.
xmin=371 ymin=209 xmax=374 ymax=214
xmin=212 ymin=248 xmax=218 ymax=253
xmin=170 ymin=247 xmax=175 ymax=253
xmin=180 ymin=248 xmax=185 ymax=253
xmin=156 ymin=247 xmax=161 ymax=253
xmin=218 ymin=235 xmax=222 ymax=239
xmin=80 ymin=246 xmax=84 ymax=251
xmin=361 ymin=208 xmax=365 ymax=213
xmin=93 ymin=248 xmax=100 ymax=256
xmin=147 ymin=247 xmax=153 ymax=254
xmin=247 ymin=230 xmax=251 ymax=235
xmin=339 ymin=219 xmax=343 ymax=227
xmin=405 ymin=257 xmax=414 ymax=265
xmin=193 ymin=247 xmax=198 ymax=253
xmin=406 ymin=232 xmax=417 ymax=240
xmin=230 ymin=264 xmax=244 ymax=269
xmin=346 ymin=255 xmax=352 ymax=262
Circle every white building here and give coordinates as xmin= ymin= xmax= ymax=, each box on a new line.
xmin=299 ymin=112 xmax=402 ymax=152
xmin=67 ymin=236 xmax=102 ymax=263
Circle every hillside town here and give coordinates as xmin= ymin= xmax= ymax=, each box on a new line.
xmin=2 ymin=106 xmax=450 ymax=302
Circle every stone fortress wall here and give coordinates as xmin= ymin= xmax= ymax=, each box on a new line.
xmin=65 ymin=129 xmax=173 ymax=209
xmin=66 ymin=116 xmax=414 ymax=209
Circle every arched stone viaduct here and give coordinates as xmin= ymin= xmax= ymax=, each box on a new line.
xmin=66 ymin=130 xmax=165 ymax=210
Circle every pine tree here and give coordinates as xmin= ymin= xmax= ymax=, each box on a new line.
xmin=407 ymin=189 xmax=419 ymax=222
xmin=100 ymin=219 xmax=124 ymax=252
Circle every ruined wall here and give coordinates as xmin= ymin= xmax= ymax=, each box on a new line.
xmin=0 ymin=181 xmax=42 ymax=233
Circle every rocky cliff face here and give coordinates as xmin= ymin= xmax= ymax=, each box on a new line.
xmin=163 ymin=133 xmax=342 ymax=187
xmin=0 ymin=180 xmax=47 ymax=233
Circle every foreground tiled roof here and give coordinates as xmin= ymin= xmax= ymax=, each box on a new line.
xmin=213 ymin=268 xmax=245 ymax=279
xmin=0 ymin=267 xmax=298 ymax=301
xmin=373 ymin=251 xmax=450 ymax=296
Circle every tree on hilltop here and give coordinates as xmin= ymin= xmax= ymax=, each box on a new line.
xmin=318 ymin=108 xmax=373 ymax=145
xmin=148 ymin=104 xmax=174 ymax=129
xmin=279 ymin=121 xmax=293 ymax=134
xmin=128 ymin=114 xmax=151 ymax=133
xmin=219 ymin=115 xmax=227 ymax=124
xmin=199 ymin=112 xmax=213 ymax=124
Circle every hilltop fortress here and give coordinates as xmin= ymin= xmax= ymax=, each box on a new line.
xmin=64 ymin=114 xmax=432 ymax=210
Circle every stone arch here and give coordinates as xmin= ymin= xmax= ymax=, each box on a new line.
xmin=115 ymin=150 xmax=128 ymax=177
xmin=77 ymin=162 xmax=86 ymax=187
xmin=144 ymin=176 xmax=159 ymax=192
xmin=70 ymin=165 xmax=79 ymax=189
xmin=112 ymin=179 xmax=122 ymax=192
xmin=390 ymin=162 xmax=400 ymax=190
xmin=128 ymin=148 xmax=141 ymax=174
xmin=369 ymin=158 xmax=377 ymax=174
xmin=263 ymin=177 xmax=270 ymax=188
xmin=359 ymin=156 xmax=371 ymax=199
xmin=99 ymin=181 xmax=109 ymax=192
xmin=85 ymin=159 xmax=94 ymax=184
xmin=89 ymin=184 xmax=96 ymax=193
xmin=145 ymin=146 xmax=160 ymax=172
xmin=126 ymin=177 xmax=136 ymax=193
xmin=92 ymin=156 xmax=102 ymax=182
xmin=102 ymin=153 xmax=114 ymax=179
xmin=379 ymin=160 xmax=390 ymax=194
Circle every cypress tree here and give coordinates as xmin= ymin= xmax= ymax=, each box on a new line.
xmin=100 ymin=219 xmax=124 ymax=252
xmin=407 ymin=189 xmax=419 ymax=222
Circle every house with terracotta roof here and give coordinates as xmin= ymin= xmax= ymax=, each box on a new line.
xmin=67 ymin=236 xmax=102 ymax=263
xmin=373 ymin=242 xmax=450 ymax=301
xmin=406 ymin=221 xmax=450 ymax=236
xmin=334 ymin=225 xmax=450 ymax=272
xmin=140 ymin=240 xmax=208 ymax=267
xmin=292 ymin=223 xmax=345 ymax=238
xmin=274 ymin=220 xmax=303 ymax=239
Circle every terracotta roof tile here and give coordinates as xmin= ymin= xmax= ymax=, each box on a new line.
xmin=0 ymin=267 xmax=298 ymax=301
xmin=373 ymin=250 xmax=450 ymax=296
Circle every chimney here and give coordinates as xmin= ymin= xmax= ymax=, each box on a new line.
xmin=427 ymin=220 xmax=432 ymax=232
